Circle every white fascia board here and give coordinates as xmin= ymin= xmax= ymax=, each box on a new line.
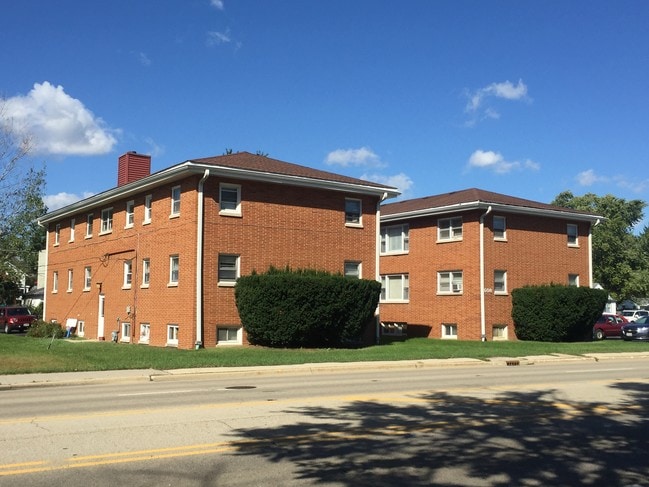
xmin=381 ymin=201 xmax=603 ymax=223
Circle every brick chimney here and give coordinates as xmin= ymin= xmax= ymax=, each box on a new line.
xmin=118 ymin=151 xmax=151 ymax=186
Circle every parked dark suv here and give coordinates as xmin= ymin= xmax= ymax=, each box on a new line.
xmin=0 ymin=306 xmax=37 ymax=333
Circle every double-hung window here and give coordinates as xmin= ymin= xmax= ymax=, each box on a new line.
xmin=219 ymin=183 xmax=241 ymax=216
xmin=125 ymin=200 xmax=135 ymax=228
xmin=494 ymin=270 xmax=507 ymax=294
xmin=86 ymin=214 xmax=93 ymax=238
xmin=345 ymin=198 xmax=362 ymax=226
xmin=143 ymin=195 xmax=152 ymax=224
xmin=69 ymin=219 xmax=75 ymax=242
xmin=54 ymin=224 xmax=61 ymax=245
xmin=169 ymin=255 xmax=179 ymax=286
xmin=52 ymin=271 xmax=59 ymax=293
xmin=123 ymin=260 xmax=133 ymax=289
xmin=218 ymin=254 xmax=239 ymax=286
xmin=100 ymin=208 xmax=113 ymax=234
xmin=139 ymin=323 xmax=150 ymax=344
xmin=438 ymin=217 xmax=463 ymax=241
xmin=438 ymin=271 xmax=463 ymax=294
xmin=380 ymin=224 xmax=409 ymax=254
xmin=84 ymin=266 xmax=92 ymax=290
xmin=141 ymin=258 xmax=150 ymax=287
xmin=493 ymin=216 xmax=506 ymax=240
xmin=167 ymin=324 xmax=179 ymax=347
xmin=567 ymin=224 xmax=578 ymax=246
xmin=67 ymin=269 xmax=73 ymax=292
xmin=170 ymin=185 xmax=181 ymax=216
xmin=380 ymin=274 xmax=409 ymax=302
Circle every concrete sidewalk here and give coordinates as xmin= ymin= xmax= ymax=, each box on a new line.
xmin=1 ymin=352 xmax=648 ymax=390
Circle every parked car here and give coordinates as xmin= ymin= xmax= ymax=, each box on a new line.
xmin=621 ymin=309 xmax=649 ymax=322
xmin=593 ymin=313 xmax=628 ymax=340
xmin=621 ymin=316 xmax=649 ymax=341
xmin=0 ymin=306 xmax=37 ymax=334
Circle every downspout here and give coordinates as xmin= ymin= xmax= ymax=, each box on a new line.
xmin=589 ymin=219 xmax=600 ymax=288
xmin=375 ymin=192 xmax=389 ymax=344
xmin=37 ymin=220 xmax=48 ymax=321
xmin=479 ymin=206 xmax=492 ymax=341
xmin=195 ymin=169 xmax=210 ymax=349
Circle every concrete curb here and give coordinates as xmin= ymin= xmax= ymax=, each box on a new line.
xmin=2 ymin=352 xmax=649 ymax=390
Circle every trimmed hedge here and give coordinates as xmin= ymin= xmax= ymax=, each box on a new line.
xmin=235 ymin=268 xmax=381 ymax=347
xmin=27 ymin=320 xmax=65 ymax=338
xmin=512 ymin=285 xmax=608 ymax=342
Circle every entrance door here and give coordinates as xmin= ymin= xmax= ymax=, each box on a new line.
xmin=97 ymin=294 xmax=105 ymax=340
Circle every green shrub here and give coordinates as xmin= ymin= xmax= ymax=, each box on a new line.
xmin=27 ymin=320 xmax=65 ymax=339
xmin=512 ymin=285 xmax=607 ymax=342
xmin=235 ymin=267 xmax=381 ymax=347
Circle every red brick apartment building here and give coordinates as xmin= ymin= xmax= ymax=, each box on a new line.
xmin=378 ymin=188 xmax=603 ymax=341
xmin=38 ymin=152 xmax=399 ymax=349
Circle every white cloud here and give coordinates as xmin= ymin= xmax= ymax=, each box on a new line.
xmin=3 ymin=82 xmax=117 ymax=156
xmin=324 ymin=147 xmax=386 ymax=168
xmin=210 ymin=0 xmax=224 ymax=9
xmin=207 ymin=30 xmax=231 ymax=46
xmin=467 ymin=150 xmax=540 ymax=174
xmin=361 ymin=172 xmax=412 ymax=197
xmin=133 ymin=51 xmax=152 ymax=66
xmin=575 ymin=169 xmax=649 ymax=193
xmin=464 ymin=79 xmax=529 ymax=125
xmin=576 ymin=169 xmax=605 ymax=186
xmin=144 ymin=137 xmax=165 ymax=158
xmin=43 ymin=191 xmax=94 ymax=211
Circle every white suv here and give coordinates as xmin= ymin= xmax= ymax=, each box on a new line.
xmin=621 ymin=309 xmax=649 ymax=322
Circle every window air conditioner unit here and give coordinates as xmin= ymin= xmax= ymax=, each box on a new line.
xmin=452 ymin=283 xmax=462 ymax=292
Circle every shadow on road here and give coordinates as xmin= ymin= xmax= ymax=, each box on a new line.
xmin=230 ymin=381 xmax=649 ymax=486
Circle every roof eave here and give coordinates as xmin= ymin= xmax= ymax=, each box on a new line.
xmin=381 ymin=200 xmax=603 ymax=223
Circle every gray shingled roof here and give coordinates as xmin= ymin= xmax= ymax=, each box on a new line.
xmin=381 ymin=188 xmax=602 ymax=221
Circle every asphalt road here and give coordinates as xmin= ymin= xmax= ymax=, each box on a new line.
xmin=1 ymin=358 xmax=648 ymax=486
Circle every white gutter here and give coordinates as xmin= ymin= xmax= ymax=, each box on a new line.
xmin=195 ymin=169 xmax=210 ymax=349
xmin=479 ymin=206 xmax=492 ymax=341
xmin=375 ymin=192 xmax=389 ymax=344
xmin=37 ymin=220 xmax=48 ymax=321
xmin=589 ymin=218 xmax=601 ymax=288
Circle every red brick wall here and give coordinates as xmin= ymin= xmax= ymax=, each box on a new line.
xmin=379 ymin=210 xmax=592 ymax=340
xmin=44 ymin=174 xmax=380 ymax=349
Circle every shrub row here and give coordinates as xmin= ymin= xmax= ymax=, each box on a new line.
xmin=512 ymin=285 xmax=608 ymax=342
xmin=235 ymin=268 xmax=381 ymax=347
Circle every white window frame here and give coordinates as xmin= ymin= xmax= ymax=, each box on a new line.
xmin=568 ymin=274 xmax=580 ymax=287
xmin=125 ymin=200 xmax=135 ymax=228
xmin=217 ymin=326 xmax=243 ymax=345
xmin=170 ymin=185 xmax=181 ymax=217
xmin=143 ymin=194 xmax=152 ymax=224
xmin=345 ymin=198 xmax=362 ymax=227
xmin=123 ymin=260 xmax=133 ymax=289
xmin=438 ymin=271 xmax=463 ymax=294
xmin=380 ymin=274 xmax=409 ymax=302
xmin=77 ymin=320 xmax=85 ymax=338
xmin=167 ymin=324 xmax=179 ymax=347
xmin=84 ymin=266 xmax=92 ymax=291
xmin=438 ymin=217 xmax=463 ymax=242
xmin=493 ymin=324 xmax=508 ymax=340
xmin=567 ymin=223 xmax=579 ymax=247
xmin=218 ymin=254 xmax=240 ymax=286
xmin=52 ymin=271 xmax=59 ymax=293
xmin=86 ymin=213 xmax=93 ymax=238
xmin=100 ymin=208 xmax=113 ymax=234
xmin=67 ymin=269 xmax=73 ymax=292
xmin=169 ymin=255 xmax=179 ymax=286
xmin=69 ymin=218 xmax=75 ymax=242
xmin=139 ymin=323 xmax=150 ymax=344
xmin=54 ymin=224 xmax=60 ymax=245
xmin=120 ymin=322 xmax=131 ymax=343
xmin=219 ymin=183 xmax=242 ymax=216
xmin=141 ymin=258 xmax=150 ymax=288
xmin=493 ymin=215 xmax=506 ymax=240
xmin=380 ymin=224 xmax=409 ymax=254
xmin=494 ymin=270 xmax=507 ymax=294
xmin=344 ymin=261 xmax=361 ymax=279
xmin=442 ymin=323 xmax=458 ymax=339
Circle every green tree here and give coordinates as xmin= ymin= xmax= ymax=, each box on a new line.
xmin=552 ymin=191 xmax=647 ymax=300
xmin=0 ymin=102 xmax=47 ymax=293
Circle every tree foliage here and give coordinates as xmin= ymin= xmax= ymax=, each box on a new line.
xmin=552 ymin=191 xmax=647 ymax=301
xmin=0 ymin=102 xmax=47 ymax=293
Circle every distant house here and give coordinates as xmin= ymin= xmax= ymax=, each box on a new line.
xmin=38 ymin=152 xmax=399 ymax=349
xmin=378 ymin=188 xmax=603 ymax=340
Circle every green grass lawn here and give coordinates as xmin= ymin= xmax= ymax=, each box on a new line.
xmin=1 ymin=333 xmax=647 ymax=375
